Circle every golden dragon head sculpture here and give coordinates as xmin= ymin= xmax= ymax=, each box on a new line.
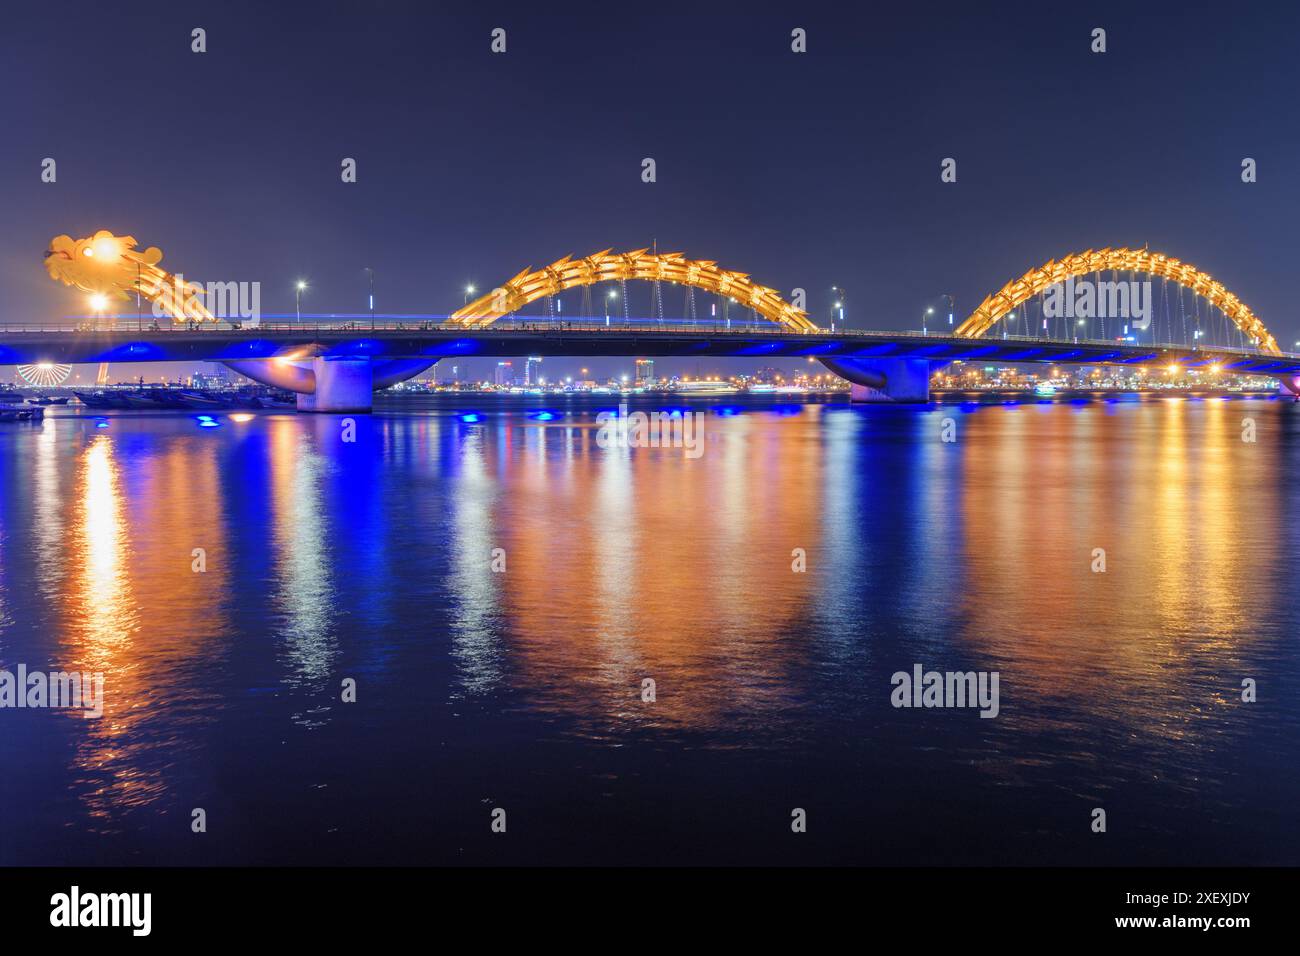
xmin=45 ymin=230 xmax=215 ymax=322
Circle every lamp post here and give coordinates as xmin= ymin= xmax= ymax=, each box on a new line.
xmin=89 ymin=293 xmax=107 ymax=331
xmin=464 ymin=284 xmax=475 ymax=306
xmin=832 ymin=285 xmax=846 ymax=331
xmin=606 ymin=289 xmax=617 ymax=327
xmin=365 ymin=268 xmax=375 ymax=329
xmin=923 ymin=307 xmax=934 ymax=336
xmin=295 ymin=280 xmax=307 ymax=326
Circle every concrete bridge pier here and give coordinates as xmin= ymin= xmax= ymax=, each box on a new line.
xmin=296 ymin=357 xmax=374 ymax=413
xmin=220 ymin=353 xmax=436 ymax=413
xmin=820 ymin=357 xmax=934 ymax=403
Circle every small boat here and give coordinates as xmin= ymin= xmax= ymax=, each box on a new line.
xmin=1034 ymin=383 xmax=1057 ymax=397
xmin=74 ymin=391 xmax=116 ymax=408
xmin=0 ymin=403 xmax=43 ymax=423
xmin=121 ymin=391 xmax=169 ymax=409
xmin=673 ymin=380 xmax=740 ymax=395
xmin=173 ymin=391 xmax=229 ymax=410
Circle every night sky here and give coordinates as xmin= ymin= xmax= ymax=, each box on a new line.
xmin=2 ymin=0 xmax=1298 ymax=382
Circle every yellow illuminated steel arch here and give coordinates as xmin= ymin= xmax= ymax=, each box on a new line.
xmin=954 ymin=247 xmax=1281 ymax=355
xmin=449 ymin=248 xmax=819 ymax=332
xmin=44 ymin=230 xmax=217 ymax=324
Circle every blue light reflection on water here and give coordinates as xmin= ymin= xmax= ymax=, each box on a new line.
xmin=0 ymin=392 xmax=1297 ymax=865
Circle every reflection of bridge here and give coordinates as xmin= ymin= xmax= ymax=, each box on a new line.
xmin=18 ymin=229 xmax=1299 ymax=411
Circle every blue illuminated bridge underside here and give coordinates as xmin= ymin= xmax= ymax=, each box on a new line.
xmin=4 ymin=328 xmax=1300 ymax=374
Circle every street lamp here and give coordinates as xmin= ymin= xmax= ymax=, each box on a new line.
xmin=365 ymin=268 xmax=375 ymax=329
xmin=464 ymin=284 xmax=476 ymax=306
xmin=606 ymin=288 xmax=617 ymax=327
xmin=923 ymin=307 xmax=934 ymax=336
xmin=89 ymin=293 xmax=107 ymax=330
xmin=296 ymin=280 xmax=307 ymax=326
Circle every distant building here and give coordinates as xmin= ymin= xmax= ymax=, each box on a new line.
xmin=635 ymin=358 xmax=655 ymax=386
xmin=525 ymin=355 xmax=542 ymax=386
xmin=190 ymin=369 xmax=229 ymax=389
xmin=495 ymin=361 xmax=513 ymax=387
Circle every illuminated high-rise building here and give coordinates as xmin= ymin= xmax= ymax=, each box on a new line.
xmin=525 ymin=355 xmax=542 ymax=386
xmin=635 ymin=358 xmax=655 ymax=386
xmin=495 ymin=360 xmax=513 ymax=387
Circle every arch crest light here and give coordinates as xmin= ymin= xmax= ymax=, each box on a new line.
xmin=955 ymin=247 xmax=1281 ymax=354
xmin=450 ymin=249 xmax=819 ymax=332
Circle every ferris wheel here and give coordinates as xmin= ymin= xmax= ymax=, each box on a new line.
xmin=16 ymin=363 xmax=73 ymax=388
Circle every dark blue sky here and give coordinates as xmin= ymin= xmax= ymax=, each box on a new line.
xmin=3 ymin=0 xmax=1298 ymax=381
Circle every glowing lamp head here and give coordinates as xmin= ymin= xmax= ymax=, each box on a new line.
xmin=89 ymin=293 xmax=108 ymax=311
xmin=1167 ymin=363 xmax=1180 ymax=374
xmin=296 ymin=280 xmax=307 ymax=291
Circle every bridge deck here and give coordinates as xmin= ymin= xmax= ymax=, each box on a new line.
xmin=2 ymin=325 xmax=1298 ymax=374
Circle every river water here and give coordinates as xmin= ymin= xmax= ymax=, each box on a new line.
xmin=1 ymin=393 xmax=1296 ymax=865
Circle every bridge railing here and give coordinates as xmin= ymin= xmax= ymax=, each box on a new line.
xmin=3 ymin=318 xmax=807 ymax=334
